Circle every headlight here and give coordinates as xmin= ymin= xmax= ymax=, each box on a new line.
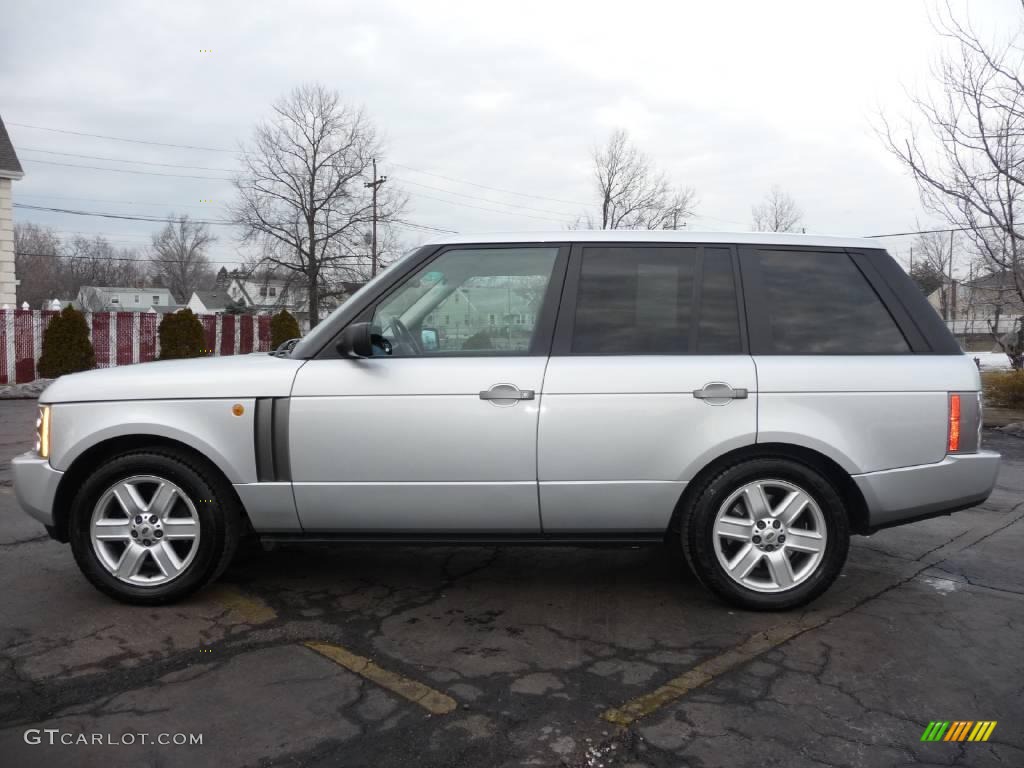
xmin=36 ymin=405 xmax=51 ymax=459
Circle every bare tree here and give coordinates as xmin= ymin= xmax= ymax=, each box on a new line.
xmin=13 ymin=226 xmax=154 ymax=306
xmin=60 ymin=235 xmax=147 ymax=298
xmin=585 ymin=129 xmax=696 ymax=230
xmin=879 ymin=1 xmax=1024 ymax=360
xmin=13 ymin=222 xmax=62 ymax=307
xmin=149 ymin=215 xmax=216 ymax=304
xmin=231 ymin=83 xmax=406 ymax=328
xmin=911 ymin=229 xmax=957 ymax=317
xmin=751 ymin=186 xmax=803 ymax=232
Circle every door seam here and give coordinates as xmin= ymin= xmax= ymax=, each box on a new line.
xmin=535 ymin=355 xmax=552 ymax=534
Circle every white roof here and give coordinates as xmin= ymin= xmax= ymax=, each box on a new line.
xmin=425 ymin=230 xmax=882 ymax=250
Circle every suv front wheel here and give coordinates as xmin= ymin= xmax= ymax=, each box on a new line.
xmin=69 ymin=448 xmax=241 ymax=605
xmin=681 ymin=457 xmax=850 ymax=611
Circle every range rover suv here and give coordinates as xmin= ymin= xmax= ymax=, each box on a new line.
xmin=12 ymin=232 xmax=999 ymax=610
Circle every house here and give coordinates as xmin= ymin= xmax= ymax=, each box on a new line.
xmin=224 ymin=273 xmax=311 ymax=328
xmin=226 ymin=275 xmax=295 ymax=311
xmin=0 ymin=114 xmax=24 ymax=307
xmin=187 ymin=289 xmax=240 ymax=315
xmin=421 ymin=276 xmax=546 ymax=349
xmin=76 ymin=285 xmax=178 ymax=313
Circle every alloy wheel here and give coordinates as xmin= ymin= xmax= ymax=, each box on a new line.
xmin=89 ymin=475 xmax=201 ymax=586
xmin=711 ymin=478 xmax=828 ymax=593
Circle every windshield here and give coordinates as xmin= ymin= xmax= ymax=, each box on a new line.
xmin=289 ymin=245 xmax=432 ymax=358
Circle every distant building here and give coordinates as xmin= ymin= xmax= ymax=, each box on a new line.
xmin=420 ymin=276 xmax=546 ymax=350
xmin=76 ymin=286 xmax=179 ymax=313
xmin=928 ymin=273 xmax=1024 ymax=336
xmin=0 ymin=114 xmax=24 ymax=307
xmin=187 ymin=289 xmax=241 ymax=315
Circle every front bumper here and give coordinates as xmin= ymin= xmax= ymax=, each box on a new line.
xmin=853 ymin=450 xmax=1000 ymax=531
xmin=12 ymin=451 xmax=64 ymax=528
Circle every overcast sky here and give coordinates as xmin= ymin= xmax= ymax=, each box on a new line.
xmin=2 ymin=0 xmax=1021 ymax=270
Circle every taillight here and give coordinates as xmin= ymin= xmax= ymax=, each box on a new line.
xmin=948 ymin=393 xmax=961 ymax=453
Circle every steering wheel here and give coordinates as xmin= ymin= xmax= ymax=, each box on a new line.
xmin=388 ymin=316 xmax=422 ymax=354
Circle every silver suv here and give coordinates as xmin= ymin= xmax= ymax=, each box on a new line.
xmin=13 ymin=232 xmax=1000 ymax=610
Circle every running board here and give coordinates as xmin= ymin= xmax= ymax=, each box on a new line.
xmin=258 ymin=532 xmax=665 ymax=547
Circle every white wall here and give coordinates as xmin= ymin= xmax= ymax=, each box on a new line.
xmin=0 ymin=178 xmax=15 ymax=306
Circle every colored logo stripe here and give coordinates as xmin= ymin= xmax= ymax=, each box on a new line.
xmin=921 ymin=721 xmax=950 ymax=741
xmin=921 ymin=721 xmax=996 ymax=742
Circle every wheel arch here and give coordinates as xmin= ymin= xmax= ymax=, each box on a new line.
xmin=51 ymin=435 xmax=250 ymax=543
xmin=670 ymin=442 xmax=870 ymax=536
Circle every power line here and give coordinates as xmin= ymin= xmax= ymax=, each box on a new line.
xmin=866 ymin=223 xmax=1013 ymax=238
xmin=22 ymin=158 xmax=234 ymax=181
xmin=391 ymin=161 xmax=590 ymax=207
xmin=21 ymin=147 xmax=237 ymax=173
xmin=404 ymin=189 xmax=570 ymax=224
xmin=12 ymin=121 xmax=595 ymax=215
xmin=14 ymin=249 xmax=380 ymax=267
xmin=395 ymin=177 xmax=578 ymax=218
xmin=15 ymin=202 xmax=230 ymax=224
xmin=18 ymin=192 xmax=217 ymax=209
xmin=14 ymin=202 xmax=456 ymax=235
xmin=8 ymin=122 xmax=238 ymax=153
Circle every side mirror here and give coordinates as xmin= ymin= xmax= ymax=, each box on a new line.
xmin=420 ymin=327 xmax=440 ymax=352
xmin=336 ymin=322 xmax=374 ymax=358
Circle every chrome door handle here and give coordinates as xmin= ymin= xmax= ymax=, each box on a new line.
xmin=480 ymin=384 xmax=535 ymax=405
xmin=692 ymin=382 xmax=748 ymax=404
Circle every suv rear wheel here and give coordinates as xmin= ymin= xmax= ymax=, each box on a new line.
xmin=681 ymin=457 xmax=849 ymax=610
xmin=69 ymin=449 xmax=241 ymax=605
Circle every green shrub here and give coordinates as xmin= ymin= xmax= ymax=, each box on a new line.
xmin=159 ymin=309 xmax=206 ymax=360
xmin=270 ymin=309 xmax=301 ymax=349
xmin=982 ymin=370 xmax=1024 ymax=409
xmin=37 ymin=306 xmax=96 ymax=378
xmin=461 ymin=330 xmax=493 ymax=350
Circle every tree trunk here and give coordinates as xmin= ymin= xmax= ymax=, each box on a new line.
xmin=307 ymin=277 xmax=319 ymax=332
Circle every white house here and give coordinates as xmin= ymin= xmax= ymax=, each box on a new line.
xmin=927 ymin=274 xmax=1024 ymax=336
xmin=76 ymin=285 xmax=178 ymax=313
xmin=0 ymin=115 xmax=24 ymax=306
xmin=187 ymin=289 xmax=238 ymax=314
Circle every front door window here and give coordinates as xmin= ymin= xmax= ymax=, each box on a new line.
xmin=371 ymin=247 xmax=559 ymax=356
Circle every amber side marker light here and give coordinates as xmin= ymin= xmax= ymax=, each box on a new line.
xmin=948 ymin=393 xmax=961 ymax=453
xmin=232 ymin=403 xmax=245 ymax=417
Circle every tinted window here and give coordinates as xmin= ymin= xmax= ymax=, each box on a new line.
xmin=571 ymin=246 xmax=741 ymax=354
xmin=699 ymin=248 xmax=742 ymax=354
xmin=756 ymin=250 xmax=909 ymax=354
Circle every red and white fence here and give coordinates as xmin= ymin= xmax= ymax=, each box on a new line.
xmin=0 ymin=310 xmax=273 ymax=385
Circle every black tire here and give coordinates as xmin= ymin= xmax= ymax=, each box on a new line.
xmin=680 ymin=457 xmax=849 ymax=611
xmin=69 ymin=448 xmax=241 ymax=605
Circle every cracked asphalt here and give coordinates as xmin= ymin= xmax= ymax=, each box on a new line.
xmin=0 ymin=398 xmax=1022 ymax=767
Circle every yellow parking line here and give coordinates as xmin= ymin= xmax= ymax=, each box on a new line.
xmin=207 ymin=585 xmax=277 ymax=625
xmin=304 ymin=641 xmax=457 ymax=715
xmin=603 ymin=621 xmax=809 ymax=726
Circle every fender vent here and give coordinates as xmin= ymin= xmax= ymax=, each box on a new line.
xmin=254 ymin=398 xmax=291 ymax=481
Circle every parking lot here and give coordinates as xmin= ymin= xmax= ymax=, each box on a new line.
xmin=0 ymin=397 xmax=1022 ymax=768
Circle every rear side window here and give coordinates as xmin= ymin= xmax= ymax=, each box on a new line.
xmin=754 ymin=250 xmax=909 ymax=354
xmin=571 ymin=246 xmax=742 ymax=354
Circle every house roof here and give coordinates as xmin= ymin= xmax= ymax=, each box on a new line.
xmin=0 ymin=116 xmax=24 ymax=178
xmin=191 ymin=290 xmax=233 ymax=310
xmin=426 ymin=230 xmax=884 ymax=250
xmin=81 ymin=285 xmax=174 ymax=294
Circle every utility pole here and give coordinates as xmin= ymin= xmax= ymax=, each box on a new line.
xmin=364 ymin=158 xmax=387 ymax=277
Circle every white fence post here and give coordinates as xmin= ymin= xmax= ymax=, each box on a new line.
xmin=132 ymin=313 xmax=141 ymax=363
xmin=3 ymin=311 xmax=14 ymax=384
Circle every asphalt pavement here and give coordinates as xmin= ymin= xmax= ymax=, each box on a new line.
xmin=0 ymin=398 xmax=1022 ymax=767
